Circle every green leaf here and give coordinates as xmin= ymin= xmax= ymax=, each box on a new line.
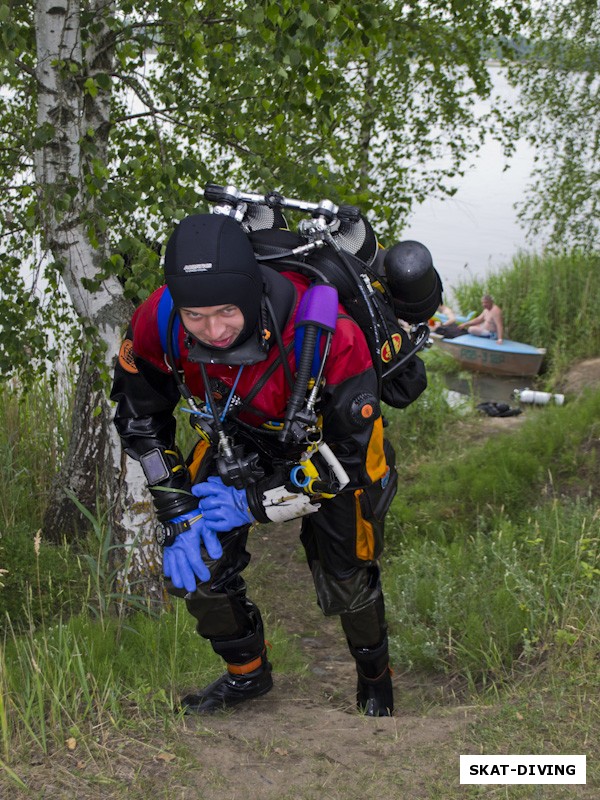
xmin=83 ymin=77 xmax=98 ymax=97
xmin=95 ymin=72 xmax=111 ymax=91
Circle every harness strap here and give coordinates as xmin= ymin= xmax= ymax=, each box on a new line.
xmin=157 ymin=287 xmax=181 ymax=362
xmin=236 ymin=340 xmax=295 ymax=416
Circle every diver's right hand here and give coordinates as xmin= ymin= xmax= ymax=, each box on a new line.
xmin=162 ymin=512 xmax=222 ymax=591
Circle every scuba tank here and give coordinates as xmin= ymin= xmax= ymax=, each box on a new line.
xmin=513 ymin=389 xmax=565 ymax=406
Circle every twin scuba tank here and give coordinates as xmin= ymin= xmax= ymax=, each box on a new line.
xmin=205 ymin=183 xmax=443 ymax=410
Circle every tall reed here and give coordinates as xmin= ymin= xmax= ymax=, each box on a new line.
xmin=0 ymin=378 xmax=71 ymax=531
xmin=0 ymin=380 xmax=83 ymax=627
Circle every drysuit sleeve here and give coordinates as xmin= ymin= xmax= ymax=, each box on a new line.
xmin=110 ymin=326 xmax=198 ymax=522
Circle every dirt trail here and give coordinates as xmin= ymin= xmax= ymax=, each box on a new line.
xmin=166 ymin=519 xmax=474 ymax=800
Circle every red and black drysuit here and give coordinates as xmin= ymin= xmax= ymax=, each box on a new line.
xmin=111 ymin=267 xmax=424 ymax=675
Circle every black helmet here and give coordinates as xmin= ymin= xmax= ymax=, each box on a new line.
xmin=164 ymin=214 xmax=263 ymax=347
xmin=383 ymin=240 xmax=443 ymax=323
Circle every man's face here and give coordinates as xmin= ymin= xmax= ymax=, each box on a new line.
xmin=179 ymin=304 xmax=245 ymax=348
xmin=482 ymin=297 xmax=493 ymax=310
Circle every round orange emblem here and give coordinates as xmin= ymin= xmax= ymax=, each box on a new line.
xmin=361 ymin=404 xmax=374 ymax=418
xmin=118 ymin=339 xmax=138 ymax=374
xmin=381 ymin=333 xmax=402 ymax=364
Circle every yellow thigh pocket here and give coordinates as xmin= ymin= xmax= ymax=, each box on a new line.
xmin=354 ymin=489 xmax=376 ymax=561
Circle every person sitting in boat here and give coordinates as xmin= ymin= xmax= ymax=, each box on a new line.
xmin=429 ymin=302 xmax=467 ymax=338
xmin=429 ymin=303 xmax=457 ymax=331
xmin=458 ymin=294 xmax=504 ymax=344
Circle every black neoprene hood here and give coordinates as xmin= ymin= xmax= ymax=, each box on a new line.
xmin=164 ymin=213 xmax=264 ymax=344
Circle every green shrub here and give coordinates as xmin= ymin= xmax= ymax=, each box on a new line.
xmin=390 ymin=387 xmax=600 ymax=541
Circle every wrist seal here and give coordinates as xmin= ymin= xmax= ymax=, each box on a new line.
xmin=155 ymin=514 xmax=200 ymax=548
xmin=139 ymin=445 xmax=197 ymax=521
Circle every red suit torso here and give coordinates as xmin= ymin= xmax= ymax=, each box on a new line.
xmin=129 ymin=271 xmax=374 ymax=428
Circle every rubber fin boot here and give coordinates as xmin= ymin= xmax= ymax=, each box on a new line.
xmin=356 ymin=667 xmax=394 ymax=717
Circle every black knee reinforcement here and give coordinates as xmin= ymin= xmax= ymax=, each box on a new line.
xmin=210 ymin=604 xmax=266 ymax=665
xmin=185 ymin=587 xmax=260 ymax=640
xmin=340 ymin=592 xmax=387 ymax=649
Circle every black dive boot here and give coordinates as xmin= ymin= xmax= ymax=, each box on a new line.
xmin=181 ymin=619 xmax=273 ymax=714
xmin=350 ymin=637 xmax=394 ymax=717
xmin=180 ymin=652 xmax=272 ymax=714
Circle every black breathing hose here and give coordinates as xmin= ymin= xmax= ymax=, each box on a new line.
xmin=334 ymin=248 xmax=385 ymax=393
xmin=264 ymin=294 xmax=294 ymax=391
xmin=165 ymin=308 xmax=194 ymax=403
xmin=279 ymin=324 xmax=318 ymax=443
xmin=256 ymin=253 xmax=331 ymax=284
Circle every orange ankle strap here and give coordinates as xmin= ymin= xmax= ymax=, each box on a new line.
xmin=227 ymin=654 xmax=263 ymax=675
xmin=357 ymin=664 xmax=392 ymax=683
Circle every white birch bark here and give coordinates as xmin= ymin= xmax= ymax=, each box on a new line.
xmin=34 ymin=0 xmax=163 ymax=599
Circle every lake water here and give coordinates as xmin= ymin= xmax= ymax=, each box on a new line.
xmin=402 ymin=67 xmax=540 ymax=298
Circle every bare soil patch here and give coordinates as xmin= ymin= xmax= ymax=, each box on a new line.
xmin=560 ymin=356 xmax=600 ymax=396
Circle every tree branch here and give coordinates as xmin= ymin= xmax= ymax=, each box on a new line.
xmin=13 ymin=57 xmax=39 ymax=81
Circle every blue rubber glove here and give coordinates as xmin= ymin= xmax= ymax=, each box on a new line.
xmin=192 ymin=476 xmax=255 ymax=532
xmin=162 ymin=511 xmax=223 ymax=592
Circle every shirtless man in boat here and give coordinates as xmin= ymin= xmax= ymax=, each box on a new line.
xmin=458 ymin=294 xmax=504 ymax=344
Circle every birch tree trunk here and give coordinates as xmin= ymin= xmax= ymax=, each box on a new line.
xmin=34 ymin=0 xmax=163 ymax=600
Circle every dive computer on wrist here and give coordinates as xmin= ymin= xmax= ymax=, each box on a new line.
xmin=154 ymin=517 xmax=192 ymax=548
